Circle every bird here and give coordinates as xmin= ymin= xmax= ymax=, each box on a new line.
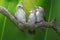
xmin=28 ymin=9 xmax=36 ymax=35
xmin=36 ymin=6 xmax=46 ymax=32
xmin=36 ymin=6 xmax=45 ymax=23
xmin=28 ymin=9 xmax=36 ymax=24
xmin=15 ymin=4 xmax=26 ymax=24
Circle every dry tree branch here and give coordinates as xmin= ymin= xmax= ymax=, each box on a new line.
xmin=0 ymin=7 xmax=60 ymax=36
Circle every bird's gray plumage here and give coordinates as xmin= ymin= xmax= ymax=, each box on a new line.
xmin=28 ymin=9 xmax=36 ymax=24
xmin=36 ymin=6 xmax=46 ymax=32
xmin=36 ymin=6 xmax=44 ymax=23
xmin=15 ymin=4 xmax=26 ymax=24
xmin=28 ymin=9 xmax=36 ymax=35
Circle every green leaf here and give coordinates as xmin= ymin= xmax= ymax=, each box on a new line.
xmin=44 ymin=0 xmax=60 ymax=40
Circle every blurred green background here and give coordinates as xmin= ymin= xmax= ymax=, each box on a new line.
xmin=0 ymin=0 xmax=60 ymax=40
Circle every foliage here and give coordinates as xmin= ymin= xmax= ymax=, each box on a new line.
xmin=0 ymin=0 xmax=60 ymax=40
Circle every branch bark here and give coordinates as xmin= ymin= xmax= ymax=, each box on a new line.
xmin=0 ymin=7 xmax=60 ymax=36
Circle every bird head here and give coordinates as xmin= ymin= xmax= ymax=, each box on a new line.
xmin=17 ymin=4 xmax=23 ymax=9
xmin=29 ymin=9 xmax=36 ymax=14
xmin=36 ymin=6 xmax=44 ymax=12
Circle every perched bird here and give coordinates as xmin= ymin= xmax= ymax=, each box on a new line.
xmin=36 ymin=6 xmax=44 ymax=23
xmin=15 ymin=4 xmax=26 ymax=24
xmin=28 ymin=9 xmax=36 ymax=24
xmin=36 ymin=6 xmax=46 ymax=32
xmin=28 ymin=9 xmax=36 ymax=35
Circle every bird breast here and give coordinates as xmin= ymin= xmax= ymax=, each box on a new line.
xmin=28 ymin=14 xmax=36 ymax=24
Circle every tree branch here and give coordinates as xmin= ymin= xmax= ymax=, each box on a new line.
xmin=0 ymin=6 xmax=25 ymax=31
xmin=0 ymin=7 xmax=60 ymax=36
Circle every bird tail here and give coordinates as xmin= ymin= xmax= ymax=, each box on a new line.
xmin=28 ymin=29 xmax=36 ymax=35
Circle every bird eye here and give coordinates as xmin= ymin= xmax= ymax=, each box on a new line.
xmin=18 ymin=6 xmax=21 ymax=7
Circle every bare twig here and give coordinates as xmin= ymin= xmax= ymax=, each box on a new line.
xmin=0 ymin=7 xmax=60 ymax=36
